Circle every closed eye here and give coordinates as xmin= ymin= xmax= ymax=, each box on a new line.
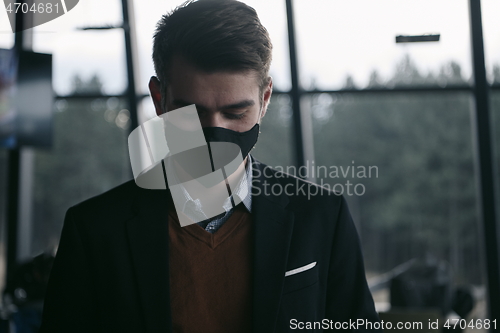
xmin=224 ymin=111 xmax=247 ymax=120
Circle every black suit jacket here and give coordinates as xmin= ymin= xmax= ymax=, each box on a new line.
xmin=40 ymin=159 xmax=380 ymax=332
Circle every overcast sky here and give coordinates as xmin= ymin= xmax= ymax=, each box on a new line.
xmin=1 ymin=0 xmax=499 ymax=100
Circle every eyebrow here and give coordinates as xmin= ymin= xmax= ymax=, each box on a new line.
xmin=172 ymin=98 xmax=255 ymax=111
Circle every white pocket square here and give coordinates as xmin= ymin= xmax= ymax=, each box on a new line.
xmin=284 ymin=261 xmax=317 ymax=277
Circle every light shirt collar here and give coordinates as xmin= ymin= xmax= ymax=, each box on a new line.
xmin=168 ymin=154 xmax=253 ymax=222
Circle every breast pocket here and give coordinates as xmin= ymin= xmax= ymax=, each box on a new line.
xmin=283 ymin=261 xmax=318 ymax=294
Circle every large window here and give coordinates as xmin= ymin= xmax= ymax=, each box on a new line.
xmin=32 ymin=96 xmax=131 ymax=254
xmin=292 ymin=0 xmax=490 ymax=324
xmin=28 ymin=0 xmax=130 ymax=255
xmin=311 ymin=91 xmax=480 ymax=279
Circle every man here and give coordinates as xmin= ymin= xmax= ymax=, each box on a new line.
xmin=40 ymin=0 xmax=380 ymax=332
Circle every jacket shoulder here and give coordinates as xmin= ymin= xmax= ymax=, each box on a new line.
xmin=251 ymin=158 xmax=344 ymax=211
xmin=68 ymin=179 xmax=142 ymax=225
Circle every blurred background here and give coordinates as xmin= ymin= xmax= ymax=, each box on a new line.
xmin=0 ymin=0 xmax=499 ymax=332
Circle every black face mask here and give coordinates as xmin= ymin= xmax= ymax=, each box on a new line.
xmin=202 ymin=123 xmax=260 ymax=160
xmin=164 ymin=122 xmax=259 ymax=187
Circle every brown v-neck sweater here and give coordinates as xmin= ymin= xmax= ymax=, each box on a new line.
xmin=168 ymin=204 xmax=254 ymax=333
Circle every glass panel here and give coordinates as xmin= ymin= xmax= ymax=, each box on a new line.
xmin=32 ymin=93 xmax=130 ymax=255
xmin=0 ymin=0 xmax=14 ymax=49
xmin=32 ymin=0 xmax=123 ymax=38
xmin=252 ymin=94 xmax=294 ymax=168
xmin=35 ymin=29 xmax=126 ymax=96
xmin=481 ymin=0 xmax=500 ymax=84
xmin=294 ymin=0 xmax=472 ymax=90
xmin=31 ymin=0 xmax=125 ymax=95
xmin=311 ymin=90 xmax=486 ymax=322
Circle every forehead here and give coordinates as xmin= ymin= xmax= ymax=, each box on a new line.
xmin=166 ymin=56 xmax=261 ymax=108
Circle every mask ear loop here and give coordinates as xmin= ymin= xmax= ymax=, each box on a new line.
xmin=257 ymin=76 xmax=272 ymax=126
xmin=257 ymin=97 xmax=265 ymax=126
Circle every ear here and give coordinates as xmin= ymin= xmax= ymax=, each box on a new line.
xmin=149 ymin=76 xmax=164 ymax=116
xmin=260 ymin=77 xmax=273 ymax=120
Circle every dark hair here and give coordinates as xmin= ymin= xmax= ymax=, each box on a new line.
xmin=152 ymin=0 xmax=272 ymax=93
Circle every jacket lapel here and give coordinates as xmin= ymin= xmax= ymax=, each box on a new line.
xmin=126 ymin=187 xmax=172 ymax=332
xmin=251 ymin=160 xmax=294 ymax=332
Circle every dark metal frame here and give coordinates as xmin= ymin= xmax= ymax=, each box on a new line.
xmin=5 ymin=6 xmax=29 ymax=286
xmin=121 ymin=0 xmax=139 ymax=131
xmin=285 ymin=0 xmax=305 ymax=169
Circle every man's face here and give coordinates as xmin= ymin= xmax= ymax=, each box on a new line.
xmin=149 ymin=55 xmax=272 ymax=133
